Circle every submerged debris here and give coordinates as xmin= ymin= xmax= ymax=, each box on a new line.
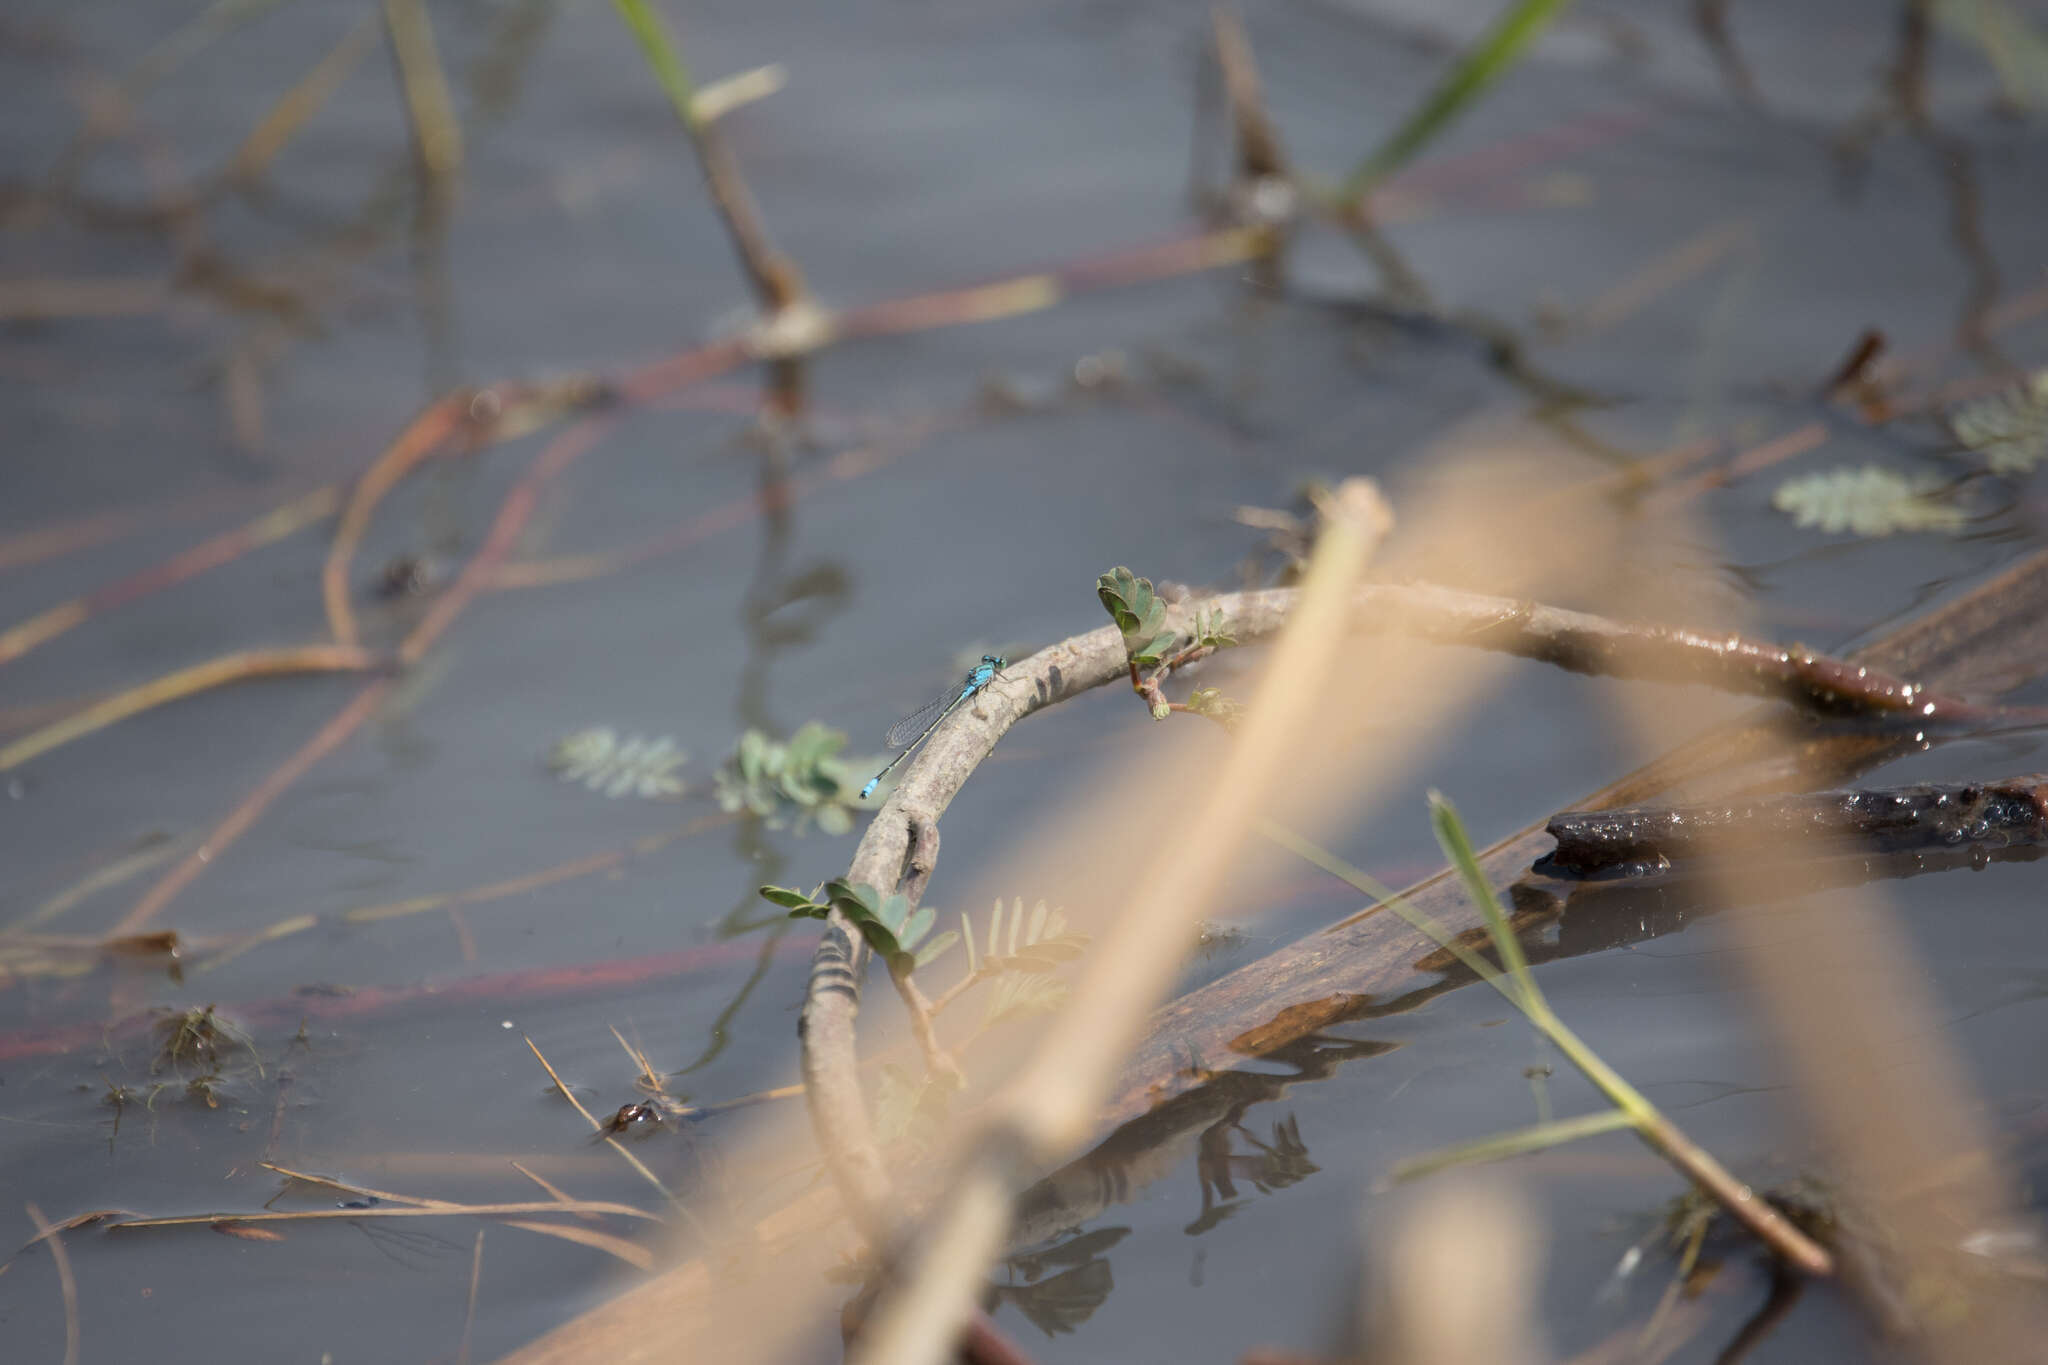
xmin=151 ymin=1003 xmax=261 ymax=1074
xmin=1542 ymin=774 xmax=2048 ymax=877
xmin=597 ymin=1101 xmax=666 ymax=1139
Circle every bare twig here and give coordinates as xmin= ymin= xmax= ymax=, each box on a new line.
xmin=382 ymin=0 xmax=464 ymax=183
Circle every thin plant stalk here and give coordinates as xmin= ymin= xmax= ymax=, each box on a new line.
xmin=1259 ymin=804 xmax=1834 ymax=1277
xmin=1340 ymin=0 xmax=1576 ymax=201
xmin=608 ymin=0 xmax=808 ymax=315
xmin=0 ymin=645 xmax=381 ymax=772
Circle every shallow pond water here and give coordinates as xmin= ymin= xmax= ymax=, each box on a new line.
xmin=4 ymin=1 xmax=2047 ymax=1361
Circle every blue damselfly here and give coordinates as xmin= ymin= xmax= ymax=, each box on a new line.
xmin=860 ymin=654 xmax=1007 ymax=799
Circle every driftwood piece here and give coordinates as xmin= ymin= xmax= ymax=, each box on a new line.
xmin=795 ymin=580 xmax=1980 ymax=1234
xmin=1094 ymin=547 xmax=2048 ymax=1134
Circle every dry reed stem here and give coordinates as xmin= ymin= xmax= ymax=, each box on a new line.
xmin=109 ymin=1199 xmax=655 ymax=1228
xmin=395 ymin=415 xmax=614 ymax=666
xmin=1566 ymin=218 xmax=1758 ymax=339
xmin=382 ymin=0 xmax=463 ymax=182
xmin=522 ymin=1036 xmax=690 ymax=1223
xmin=1644 ymin=421 xmax=1829 ymax=510
xmin=24 ymin=1203 xmax=79 ymax=1365
xmin=610 ymin=1026 xmax=661 ymax=1092
xmin=1211 ymin=6 xmax=1288 ymax=180
xmin=459 ymin=1228 xmax=485 ymax=1365
xmin=0 ymin=276 xmax=171 ymax=321
xmin=120 ymin=403 xmax=640 ymax=932
xmin=0 ymin=484 xmax=342 ymax=668
xmin=690 ymin=64 xmax=787 ymax=123
xmin=230 ymin=12 xmax=382 ymax=182
xmin=0 ymin=505 xmax=160 ymax=572
xmin=480 ymin=436 xmax=923 ymax=590
xmin=1368 ymin=1178 xmax=1542 ymax=1365
xmin=322 ymin=392 xmax=470 ymax=646
xmin=258 ymin=1161 xmax=459 ymax=1209
xmin=833 ymin=226 xmax=1270 ymax=341
xmin=111 ymin=677 xmax=394 ymax=935
xmin=0 ymin=644 xmax=381 ymax=772
xmin=500 ymin=1218 xmax=653 ymax=1271
xmin=848 ymin=482 xmax=1392 ymax=1365
xmin=5 ymin=837 xmax=184 ymax=935
xmin=509 ymin=1161 xmax=588 ymax=1216
xmin=1715 ymin=864 xmax=2045 ymax=1348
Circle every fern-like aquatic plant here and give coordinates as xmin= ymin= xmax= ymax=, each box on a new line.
xmin=1951 ymin=369 xmax=2048 ymax=475
xmin=549 ymin=728 xmax=688 ymax=799
xmin=1770 ymin=466 xmax=1965 ymax=537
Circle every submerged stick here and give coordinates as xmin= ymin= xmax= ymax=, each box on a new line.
xmin=0 ymin=935 xmax=812 ymax=1063
xmin=0 ymin=645 xmax=382 ymax=772
xmin=0 ymin=485 xmax=341 ymax=668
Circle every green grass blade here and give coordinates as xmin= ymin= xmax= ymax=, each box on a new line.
xmin=1428 ymin=790 xmax=1538 ymax=1007
xmin=610 ymin=0 xmax=702 ymax=131
xmin=1388 ymin=1109 xmax=1635 ymax=1184
xmin=1252 ymin=817 xmax=1525 ymax=1013
xmin=1341 ymin=0 xmax=1575 ymax=200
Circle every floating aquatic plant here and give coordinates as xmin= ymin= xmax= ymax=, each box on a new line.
xmin=715 ymin=722 xmax=874 ymax=834
xmin=1950 ymin=369 xmax=2048 ymax=475
xmin=1770 ymin=466 xmax=1966 ymax=537
xmin=151 ymin=1003 xmax=262 ymax=1078
xmin=549 ymin=727 xmax=688 ymax=799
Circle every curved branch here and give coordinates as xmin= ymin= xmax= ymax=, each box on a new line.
xmin=796 ymin=580 xmax=1967 ymax=1231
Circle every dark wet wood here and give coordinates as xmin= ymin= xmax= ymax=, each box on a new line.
xmin=1543 ymin=774 xmax=2048 ymax=876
